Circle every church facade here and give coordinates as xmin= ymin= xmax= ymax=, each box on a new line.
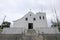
xmin=2 ymin=11 xmax=60 ymax=34
xmin=13 ymin=11 xmax=48 ymax=30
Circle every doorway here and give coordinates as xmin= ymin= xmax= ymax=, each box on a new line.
xmin=28 ymin=23 xmax=33 ymax=29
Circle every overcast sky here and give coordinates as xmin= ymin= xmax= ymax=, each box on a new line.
xmin=0 ymin=0 xmax=60 ymax=27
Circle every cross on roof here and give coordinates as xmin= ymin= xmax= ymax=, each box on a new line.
xmin=30 ymin=9 xmax=31 ymax=11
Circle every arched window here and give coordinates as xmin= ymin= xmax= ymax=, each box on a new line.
xmin=25 ymin=18 xmax=28 ymax=21
xmin=33 ymin=18 xmax=36 ymax=21
xmin=30 ymin=14 xmax=31 ymax=16
xmin=43 ymin=16 xmax=44 ymax=19
xmin=39 ymin=16 xmax=41 ymax=19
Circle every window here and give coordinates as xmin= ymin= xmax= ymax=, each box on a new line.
xmin=33 ymin=18 xmax=36 ymax=21
xmin=30 ymin=14 xmax=31 ymax=16
xmin=43 ymin=16 xmax=44 ymax=19
xmin=39 ymin=16 xmax=41 ymax=19
xmin=25 ymin=18 xmax=28 ymax=21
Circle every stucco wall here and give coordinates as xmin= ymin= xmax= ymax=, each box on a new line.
xmin=13 ymin=11 xmax=48 ymax=30
xmin=2 ymin=27 xmax=60 ymax=34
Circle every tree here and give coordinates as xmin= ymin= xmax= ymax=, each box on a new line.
xmin=1 ymin=21 xmax=11 ymax=29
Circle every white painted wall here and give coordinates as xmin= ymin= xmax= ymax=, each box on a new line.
xmin=13 ymin=11 xmax=48 ymax=30
xmin=2 ymin=27 xmax=26 ymax=34
xmin=2 ymin=27 xmax=60 ymax=34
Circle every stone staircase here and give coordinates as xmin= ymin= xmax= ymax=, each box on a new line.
xmin=25 ymin=29 xmax=36 ymax=36
xmin=22 ymin=29 xmax=44 ymax=40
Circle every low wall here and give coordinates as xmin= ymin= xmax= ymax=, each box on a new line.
xmin=0 ymin=34 xmax=23 ymax=40
xmin=0 ymin=34 xmax=60 ymax=40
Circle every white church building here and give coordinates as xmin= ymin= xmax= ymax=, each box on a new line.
xmin=2 ymin=11 xmax=60 ymax=34
xmin=13 ymin=11 xmax=48 ymax=29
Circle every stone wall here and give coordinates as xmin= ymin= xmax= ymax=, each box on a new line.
xmin=0 ymin=34 xmax=60 ymax=40
xmin=0 ymin=34 xmax=23 ymax=40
